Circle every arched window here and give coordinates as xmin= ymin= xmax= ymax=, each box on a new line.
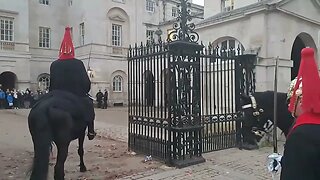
xmin=38 ymin=74 xmax=50 ymax=91
xmin=113 ymin=75 xmax=122 ymax=92
xmin=212 ymin=37 xmax=245 ymax=56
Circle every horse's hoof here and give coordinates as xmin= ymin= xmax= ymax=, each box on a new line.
xmin=80 ymin=166 xmax=87 ymax=172
xmin=87 ymin=132 xmax=96 ymax=140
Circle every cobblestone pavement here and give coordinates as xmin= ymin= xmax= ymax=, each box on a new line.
xmin=5 ymin=107 xmax=284 ymax=180
xmin=93 ymin=108 xmax=284 ymax=180
xmin=120 ymin=145 xmax=284 ymax=180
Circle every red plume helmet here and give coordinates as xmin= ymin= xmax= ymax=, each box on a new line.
xmin=58 ymin=27 xmax=75 ymax=60
xmin=288 ymin=48 xmax=320 ymax=114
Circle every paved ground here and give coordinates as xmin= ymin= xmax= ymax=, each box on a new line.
xmin=121 ymin=146 xmax=283 ymax=180
xmin=0 ymin=108 xmax=162 ymax=180
xmin=0 ymin=107 xmax=284 ymax=180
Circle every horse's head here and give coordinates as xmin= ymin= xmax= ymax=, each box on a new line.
xmin=240 ymin=93 xmax=272 ymax=143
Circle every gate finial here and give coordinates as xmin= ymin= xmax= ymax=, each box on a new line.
xmin=167 ymin=0 xmax=200 ymax=43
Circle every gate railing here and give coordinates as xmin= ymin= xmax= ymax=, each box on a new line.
xmin=128 ymin=0 xmax=256 ymax=167
xmin=200 ymin=44 xmax=244 ymax=153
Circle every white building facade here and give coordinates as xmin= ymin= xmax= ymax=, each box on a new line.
xmin=0 ymin=0 xmax=203 ymax=106
xmin=198 ymin=0 xmax=320 ymax=92
xmin=1 ymin=0 xmax=319 ymax=106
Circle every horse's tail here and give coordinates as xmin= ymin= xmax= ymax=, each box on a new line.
xmin=29 ymin=108 xmax=53 ymax=180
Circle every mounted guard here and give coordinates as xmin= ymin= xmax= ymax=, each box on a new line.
xmin=49 ymin=27 xmax=96 ymax=140
xmin=280 ymin=47 xmax=320 ymax=179
xmin=28 ymin=27 xmax=97 ymax=180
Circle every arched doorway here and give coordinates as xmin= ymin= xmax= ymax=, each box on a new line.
xmin=144 ymin=70 xmax=155 ymax=106
xmin=291 ymin=33 xmax=317 ymax=79
xmin=0 ymin=71 xmax=17 ymax=91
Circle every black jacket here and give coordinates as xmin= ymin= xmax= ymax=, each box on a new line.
xmin=49 ymin=59 xmax=90 ymax=97
xmin=280 ymin=124 xmax=320 ymax=180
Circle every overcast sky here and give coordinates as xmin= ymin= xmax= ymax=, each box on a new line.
xmin=192 ymin=0 xmax=204 ymax=6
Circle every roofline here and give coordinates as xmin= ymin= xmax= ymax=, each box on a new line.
xmin=196 ymin=4 xmax=272 ymax=28
xmin=196 ymin=0 xmax=320 ymax=29
xmin=276 ymin=7 xmax=320 ymax=26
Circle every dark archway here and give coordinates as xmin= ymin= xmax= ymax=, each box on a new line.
xmin=291 ymin=36 xmax=305 ymax=80
xmin=0 ymin=71 xmax=17 ymax=91
xmin=291 ymin=33 xmax=317 ymax=80
xmin=144 ymin=70 xmax=155 ymax=106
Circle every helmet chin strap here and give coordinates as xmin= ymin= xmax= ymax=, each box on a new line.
xmin=292 ymin=95 xmax=302 ymax=118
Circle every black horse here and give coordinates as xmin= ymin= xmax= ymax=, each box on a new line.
xmin=239 ymin=91 xmax=294 ymax=149
xmin=28 ymin=90 xmax=89 ymax=180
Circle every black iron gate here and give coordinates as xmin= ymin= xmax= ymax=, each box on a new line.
xmin=128 ymin=0 xmax=256 ymax=167
xmin=127 ymin=41 xmax=252 ymax=163
xmin=200 ymin=44 xmax=250 ymax=153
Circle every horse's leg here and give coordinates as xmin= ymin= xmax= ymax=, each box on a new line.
xmin=54 ymin=142 xmax=70 ymax=180
xmin=78 ymin=132 xmax=87 ymax=172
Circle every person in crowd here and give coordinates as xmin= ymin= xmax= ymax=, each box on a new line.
xmin=0 ymin=88 xmax=5 ymax=109
xmin=6 ymin=92 xmax=13 ymax=109
xmin=96 ymin=90 xmax=104 ymax=108
xmin=103 ymin=89 xmax=108 ymax=109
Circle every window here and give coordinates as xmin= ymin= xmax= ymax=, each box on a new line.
xmin=39 ymin=0 xmax=49 ymax=5
xmin=221 ymin=40 xmax=227 ymax=50
xmin=146 ymin=0 xmax=155 ymax=12
xmin=221 ymin=40 xmax=236 ymax=50
xmin=112 ymin=24 xmax=122 ymax=46
xmin=39 ymin=27 xmax=50 ymax=48
xmin=229 ymin=40 xmax=235 ymax=50
xmin=79 ymin=23 xmax=85 ymax=45
xmin=112 ymin=0 xmax=125 ymax=3
xmin=221 ymin=0 xmax=234 ymax=12
xmin=38 ymin=74 xmax=50 ymax=91
xmin=217 ymin=39 xmax=243 ymax=55
xmin=172 ymin=6 xmax=178 ymax=17
xmin=113 ymin=75 xmax=122 ymax=92
xmin=146 ymin=30 xmax=154 ymax=44
xmin=0 ymin=18 xmax=14 ymax=42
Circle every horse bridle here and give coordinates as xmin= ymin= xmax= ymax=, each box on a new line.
xmin=241 ymin=95 xmax=267 ymax=137
xmin=241 ymin=95 xmax=265 ymax=120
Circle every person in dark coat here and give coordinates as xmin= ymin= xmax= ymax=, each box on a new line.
xmin=49 ymin=27 xmax=96 ymax=140
xmin=96 ymin=90 xmax=103 ymax=108
xmin=103 ymin=89 xmax=108 ymax=109
xmin=281 ymin=48 xmax=320 ymax=180
xmin=0 ymin=88 xmax=5 ymax=109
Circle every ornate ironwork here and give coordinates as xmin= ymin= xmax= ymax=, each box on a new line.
xmin=127 ymin=0 xmax=255 ymax=167
xmin=127 ymin=40 xmax=252 ymax=166
xmin=167 ymin=0 xmax=199 ymax=43
xmin=200 ymin=45 xmax=244 ymax=152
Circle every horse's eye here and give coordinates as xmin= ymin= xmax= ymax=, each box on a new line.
xmin=259 ymin=109 xmax=264 ymax=113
